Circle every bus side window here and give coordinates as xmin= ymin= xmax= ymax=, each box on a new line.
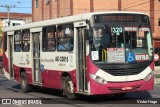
xmin=4 ymin=32 xmax=7 ymax=52
xmin=48 ymin=32 xmax=55 ymax=50
xmin=14 ymin=31 xmax=22 ymax=52
xmin=58 ymin=26 xmax=63 ymax=38
xmin=57 ymin=24 xmax=74 ymax=51
xmin=22 ymin=29 xmax=30 ymax=51
xmin=42 ymin=26 xmax=56 ymax=51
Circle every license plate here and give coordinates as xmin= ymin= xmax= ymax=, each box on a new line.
xmin=122 ymin=86 xmax=132 ymax=90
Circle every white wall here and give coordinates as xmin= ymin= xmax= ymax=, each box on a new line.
xmin=3 ymin=19 xmax=25 ymax=27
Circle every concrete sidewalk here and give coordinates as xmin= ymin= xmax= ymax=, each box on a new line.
xmin=154 ymin=67 xmax=160 ymax=75
xmin=154 ymin=67 xmax=160 ymax=85
xmin=0 ymin=70 xmax=3 ymax=74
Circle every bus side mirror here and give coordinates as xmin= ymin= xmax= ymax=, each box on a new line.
xmin=85 ymin=29 xmax=93 ymax=42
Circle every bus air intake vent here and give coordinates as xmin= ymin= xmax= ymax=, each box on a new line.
xmin=98 ymin=61 xmax=151 ymax=76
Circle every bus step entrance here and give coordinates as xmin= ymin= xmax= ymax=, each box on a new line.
xmin=78 ymin=91 xmax=89 ymax=95
xmin=34 ymin=81 xmax=42 ymax=86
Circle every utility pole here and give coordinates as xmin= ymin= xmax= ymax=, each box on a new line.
xmin=0 ymin=5 xmax=16 ymax=27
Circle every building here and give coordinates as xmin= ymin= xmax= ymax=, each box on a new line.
xmin=32 ymin=0 xmax=160 ymax=65
xmin=0 ymin=12 xmax=32 ymax=60
xmin=0 ymin=12 xmax=32 ymax=27
xmin=32 ymin=0 xmax=120 ymax=21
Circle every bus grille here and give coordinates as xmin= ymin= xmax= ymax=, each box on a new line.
xmin=97 ymin=61 xmax=152 ymax=76
xmin=108 ymin=85 xmax=142 ymax=93
xmin=106 ymin=67 xmax=146 ymax=76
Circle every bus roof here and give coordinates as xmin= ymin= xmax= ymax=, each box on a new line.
xmin=3 ymin=11 xmax=149 ymax=32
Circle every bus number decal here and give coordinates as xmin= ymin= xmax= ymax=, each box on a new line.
xmin=55 ymin=56 xmax=68 ymax=62
xmin=112 ymin=27 xmax=123 ymax=35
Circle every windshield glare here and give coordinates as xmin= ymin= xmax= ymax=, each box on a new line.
xmin=91 ymin=26 xmax=153 ymax=63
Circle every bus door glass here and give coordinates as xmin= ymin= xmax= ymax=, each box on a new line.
xmin=77 ymin=28 xmax=88 ymax=92
xmin=32 ymin=32 xmax=42 ymax=84
xmin=8 ymin=35 xmax=14 ymax=79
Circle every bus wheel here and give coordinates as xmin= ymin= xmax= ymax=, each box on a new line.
xmin=20 ymin=72 xmax=31 ymax=93
xmin=64 ymin=76 xmax=75 ymax=99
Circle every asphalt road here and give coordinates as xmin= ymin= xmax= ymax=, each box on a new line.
xmin=0 ymin=74 xmax=159 ymax=107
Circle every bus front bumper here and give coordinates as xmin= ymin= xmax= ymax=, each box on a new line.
xmin=89 ymin=75 xmax=154 ymax=95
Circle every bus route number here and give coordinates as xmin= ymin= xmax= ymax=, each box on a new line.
xmin=112 ymin=27 xmax=123 ymax=35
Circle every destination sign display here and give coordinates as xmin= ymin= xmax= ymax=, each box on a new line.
xmin=94 ymin=14 xmax=149 ymax=23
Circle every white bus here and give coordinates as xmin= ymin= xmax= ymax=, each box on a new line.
xmin=3 ymin=12 xmax=154 ymax=99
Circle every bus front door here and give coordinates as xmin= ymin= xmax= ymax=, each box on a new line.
xmin=32 ymin=33 xmax=42 ymax=85
xmin=8 ymin=35 xmax=14 ymax=79
xmin=77 ymin=28 xmax=88 ymax=93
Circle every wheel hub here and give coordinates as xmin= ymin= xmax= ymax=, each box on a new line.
xmin=67 ymin=81 xmax=74 ymax=94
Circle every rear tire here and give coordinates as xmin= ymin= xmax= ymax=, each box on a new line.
xmin=64 ymin=76 xmax=76 ymax=99
xmin=20 ymin=72 xmax=31 ymax=93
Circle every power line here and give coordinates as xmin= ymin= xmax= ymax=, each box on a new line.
xmin=14 ymin=6 xmax=31 ymax=8
xmin=0 ymin=0 xmax=31 ymax=4
xmin=122 ymin=0 xmax=152 ymax=10
xmin=0 ymin=5 xmax=16 ymax=26
xmin=0 ymin=5 xmax=31 ymax=9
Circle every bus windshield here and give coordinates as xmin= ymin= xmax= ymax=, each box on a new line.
xmin=90 ymin=25 xmax=153 ymax=64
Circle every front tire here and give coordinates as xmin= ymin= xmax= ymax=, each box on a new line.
xmin=20 ymin=72 xmax=31 ymax=93
xmin=64 ymin=76 xmax=76 ymax=99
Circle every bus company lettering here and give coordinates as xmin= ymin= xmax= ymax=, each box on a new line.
xmin=41 ymin=59 xmax=54 ymax=63
xmin=55 ymin=56 xmax=68 ymax=62
xmin=124 ymin=27 xmax=149 ymax=31
xmin=135 ymin=54 xmax=149 ymax=61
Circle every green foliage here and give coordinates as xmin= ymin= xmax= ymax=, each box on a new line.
xmin=0 ymin=27 xmax=2 ymax=35
xmin=155 ymin=74 xmax=160 ymax=78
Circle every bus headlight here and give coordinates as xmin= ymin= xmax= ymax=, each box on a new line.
xmin=144 ymin=72 xmax=153 ymax=81
xmin=89 ymin=73 xmax=107 ymax=84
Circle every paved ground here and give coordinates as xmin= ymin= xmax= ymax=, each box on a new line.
xmin=0 ymin=74 xmax=160 ymax=107
xmin=154 ymin=67 xmax=160 ymax=85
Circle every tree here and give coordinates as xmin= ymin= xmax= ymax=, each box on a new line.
xmin=0 ymin=27 xmax=2 ymax=35
xmin=0 ymin=27 xmax=2 ymax=44
xmin=0 ymin=27 xmax=2 ymax=61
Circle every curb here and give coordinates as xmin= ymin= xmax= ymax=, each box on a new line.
xmin=154 ymin=74 xmax=160 ymax=77
xmin=154 ymin=78 xmax=160 ymax=85
xmin=0 ymin=71 xmax=4 ymax=75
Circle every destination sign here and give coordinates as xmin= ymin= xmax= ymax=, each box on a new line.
xmin=94 ymin=14 xmax=149 ymax=23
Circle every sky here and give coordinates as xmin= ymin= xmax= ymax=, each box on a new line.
xmin=0 ymin=0 xmax=32 ymax=14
